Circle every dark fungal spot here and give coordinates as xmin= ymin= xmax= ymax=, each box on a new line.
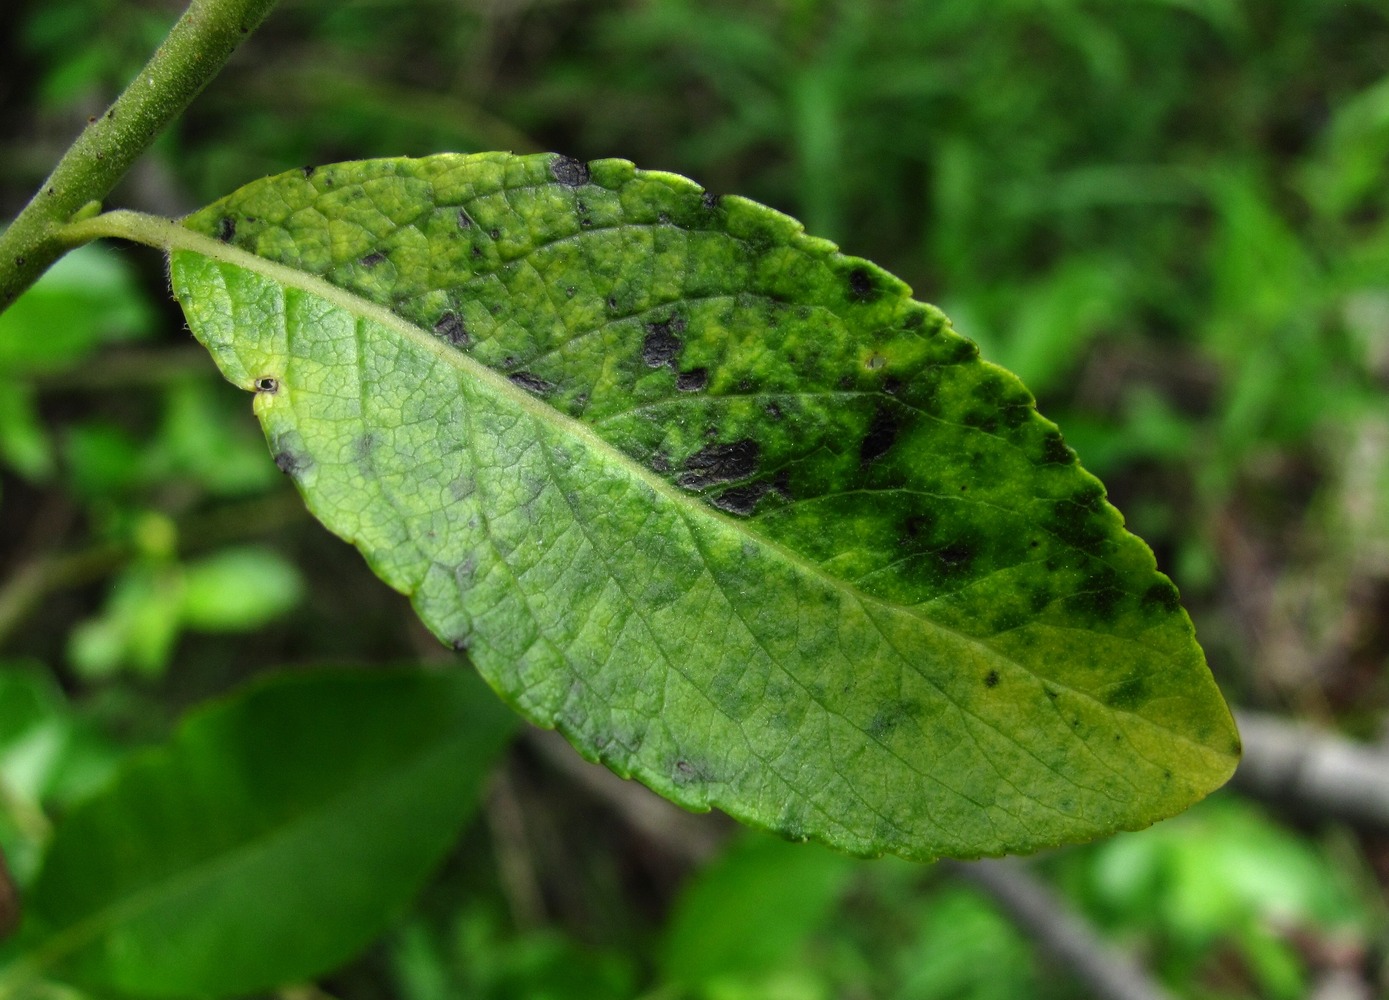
xmin=1074 ymin=585 xmax=1125 ymax=624
xmin=883 ymin=376 xmax=902 ymax=395
xmin=947 ymin=338 xmax=979 ymax=363
xmin=934 ymin=540 xmax=976 ymax=573
xmin=607 ymin=296 xmax=619 ymax=311
xmin=701 ymin=191 xmax=721 ymax=210
xmin=711 ymin=481 xmax=771 ymax=516
xmin=360 ymin=251 xmax=387 ymax=269
xmin=489 ymin=228 xmax=500 ymax=240
xmin=274 ymin=450 xmax=303 ymax=475
xmin=565 ymin=286 xmax=577 ymax=298
xmin=434 ymin=311 xmax=469 ymax=346
xmin=642 ymin=317 xmax=684 ymax=367
xmin=457 ymin=209 xmax=473 ymax=229
xmin=550 ymin=154 xmax=591 ymax=187
xmin=509 ymin=371 xmax=554 ymax=394
xmin=847 ymin=267 xmax=879 ymax=302
xmin=1002 ymin=403 xmax=1030 ymax=429
xmin=773 ymin=469 xmax=792 ymax=497
xmin=301 ymin=165 xmax=316 ymax=178
xmin=1142 ymin=580 xmax=1182 ymax=613
xmin=1106 ymin=676 xmax=1147 ymax=711
xmin=1047 ymin=498 xmax=1108 ymax=553
xmin=676 ymin=368 xmax=708 ymax=392
xmin=860 ymin=406 xmax=901 ymax=465
xmin=450 ymin=637 xmax=469 ymax=653
xmin=1044 ymin=685 xmax=1059 ymax=700
xmin=1040 ymin=431 xmax=1073 ymax=466
xmin=678 ymin=439 xmax=760 ymax=489
xmin=985 ymin=670 xmax=1000 ymax=688
xmin=764 ymin=400 xmax=783 ymax=420
xmin=502 ymin=356 xmax=519 ymax=370
xmin=902 ymin=512 xmax=935 ymax=540
xmin=649 ymin=452 xmax=671 ymax=473
xmin=216 ymin=216 xmax=236 ymax=243
xmin=253 ymin=376 xmax=279 ymax=394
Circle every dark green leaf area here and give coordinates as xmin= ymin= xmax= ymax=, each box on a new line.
xmin=175 ymin=153 xmax=1238 ymax=860
xmin=186 ymin=155 xmax=1151 ymax=628
xmin=22 ymin=668 xmax=516 ymax=997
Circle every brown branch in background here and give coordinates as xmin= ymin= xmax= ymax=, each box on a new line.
xmin=943 ymin=858 xmax=1178 ymax=1000
xmin=1232 ymin=710 xmax=1389 ymax=830
xmin=528 ymin=728 xmax=1177 ymax=1000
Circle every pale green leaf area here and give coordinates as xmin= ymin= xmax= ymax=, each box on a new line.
xmin=167 ymin=152 xmax=1239 ymax=859
xmin=16 ymin=668 xmax=517 ymax=998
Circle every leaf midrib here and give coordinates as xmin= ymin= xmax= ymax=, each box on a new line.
xmin=94 ymin=211 xmax=1221 ymax=757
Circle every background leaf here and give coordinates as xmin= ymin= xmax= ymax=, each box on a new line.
xmin=167 ymin=152 xmax=1238 ymax=860
xmin=16 ymin=667 xmax=517 ymax=998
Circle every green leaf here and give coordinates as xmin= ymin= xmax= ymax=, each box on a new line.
xmin=167 ymin=153 xmax=1238 ymax=859
xmin=0 ymin=243 xmax=150 ymax=376
xmin=16 ymin=667 xmax=516 ymax=998
xmin=661 ymin=834 xmax=855 ymax=989
xmin=179 ymin=546 xmax=304 ymax=632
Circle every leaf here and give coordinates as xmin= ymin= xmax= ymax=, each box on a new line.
xmin=167 ymin=153 xmax=1239 ymax=859
xmin=18 ymin=667 xmax=516 ymax=997
xmin=661 ymin=834 xmax=855 ymax=989
xmin=179 ymin=546 xmax=303 ymax=632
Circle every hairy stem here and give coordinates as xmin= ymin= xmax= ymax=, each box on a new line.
xmin=0 ymin=0 xmax=280 ymax=314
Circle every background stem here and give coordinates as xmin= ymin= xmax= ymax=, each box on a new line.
xmin=0 ymin=0 xmax=280 ymax=313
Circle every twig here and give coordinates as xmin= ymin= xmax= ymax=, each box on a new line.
xmin=0 ymin=0 xmax=281 ymax=312
xmin=521 ymin=728 xmax=732 ymax=867
xmin=0 ymin=492 xmax=306 ymax=650
xmin=1232 ymin=710 xmax=1389 ymax=830
xmin=944 ymin=858 xmax=1177 ymax=1000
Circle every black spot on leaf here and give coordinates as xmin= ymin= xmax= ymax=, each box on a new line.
xmin=457 ymin=209 xmax=473 ymax=230
xmin=1142 ymin=580 xmax=1182 ymax=613
xmin=701 ymin=191 xmax=721 ymax=210
xmin=216 ymin=217 xmax=236 ymax=243
xmin=933 ymin=540 xmax=976 ymax=576
xmin=509 ymin=371 xmax=554 ymax=395
xmin=678 ymin=439 xmax=760 ymax=489
xmin=433 ymin=311 xmax=469 ymax=346
xmin=253 ymin=377 xmax=278 ymax=394
xmin=489 ymin=228 xmax=501 ymax=240
xmin=1040 ymin=431 xmax=1073 ymax=466
xmin=676 ymin=368 xmax=708 ymax=392
xmin=848 ymin=267 xmax=879 ymax=302
xmin=985 ymin=670 xmax=1000 ymax=688
xmin=274 ymin=451 xmax=304 ymax=475
xmin=947 ymin=338 xmax=979 ymax=363
xmin=360 ymin=251 xmax=387 ymax=268
xmin=860 ymin=406 xmax=901 ymax=464
xmin=550 ymin=155 xmax=591 ymax=187
xmin=1106 ymin=676 xmax=1147 ymax=710
xmin=711 ymin=482 xmax=771 ymax=516
xmin=642 ymin=317 xmax=684 ymax=367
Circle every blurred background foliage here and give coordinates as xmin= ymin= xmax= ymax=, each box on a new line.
xmin=2 ymin=0 xmax=1389 ymax=997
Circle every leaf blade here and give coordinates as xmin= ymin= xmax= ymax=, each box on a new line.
xmin=22 ymin=667 xmax=516 ymax=997
xmin=169 ymin=153 xmax=1238 ymax=859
